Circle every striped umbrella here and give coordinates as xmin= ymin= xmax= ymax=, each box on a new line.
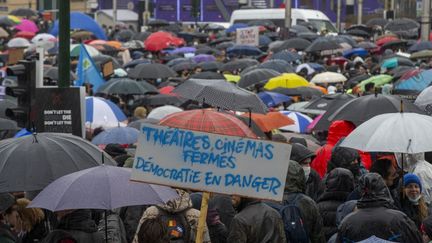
xmin=85 ymin=97 xmax=127 ymax=129
xmin=279 ymin=111 xmax=313 ymax=133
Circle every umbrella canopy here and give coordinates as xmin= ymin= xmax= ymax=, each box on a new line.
xmin=415 ymin=86 xmax=432 ymax=113
xmin=192 ymin=54 xmax=216 ymax=63
xmin=385 ymin=18 xmax=420 ymax=32
xmin=0 ymin=16 xmax=19 ymax=27
xmin=264 ymin=73 xmax=309 ymax=90
xmin=44 ymin=67 xmax=77 ymax=81
xmin=31 ymin=33 xmax=56 ymax=43
xmin=14 ymin=19 xmax=38 ymax=33
xmin=410 ymin=50 xmax=432 ymax=60
xmin=343 ymin=48 xmax=368 ymax=58
xmin=328 ymin=94 xmax=424 ymax=125
xmin=225 ymin=23 xmax=249 ymax=33
xmin=29 ymin=165 xmax=178 ymax=211
xmin=0 ymin=118 xmax=18 ymax=130
xmin=123 ymin=59 xmax=152 ymax=69
xmin=258 ymin=60 xmax=295 ymax=73
xmin=144 ymin=31 xmax=184 ymax=52
xmin=366 ymin=18 xmax=388 ymax=28
xmin=258 ymin=91 xmax=292 ymax=108
xmin=340 ymin=113 xmax=432 ymax=154
xmin=7 ymin=37 xmax=30 ymax=48
xmin=271 ymin=38 xmax=311 ymax=52
xmin=160 ymin=109 xmax=256 ymax=138
xmin=147 ymin=105 xmax=183 ymax=121
xmin=92 ymin=127 xmax=140 ymax=145
xmin=190 ymin=71 xmax=225 ymax=80
xmin=172 ymin=62 xmax=197 ymax=72
xmin=305 ymin=37 xmax=341 ymax=52
xmin=238 ymin=68 xmax=280 ymax=88
xmin=358 ymin=41 xmax=378 ymax=50
xmin=271 ymin=86 xmax=324 ymax=98
xmin=381 ymin=57 xmax=414 ymax=69
xmin=310 ymin=72 xmax=347 ymax=84
xmin=296 ymin=63 xmax=326 ymax=75
xmin=9 ymin=8 xmax=37 ymax=17
xmin=242 ymin=112 xmax=294 ymax=132
xmin=0 ymin=133 xmax=116 ymax=192
xmin=270 ymin=50 xmax=301 ymax=63
xmin=173 ymin=79 xmax=267 ymax=113
xmin=198 ymin=61 xmax=222 ymax=72
xmin=279 ymin=111 xmax=313 ymax=133
xmin=304 ymin=93 xmax=355 ymax=111
xmin=114 ymin=29 xmax=135 ymax=42
xmin=15 ymin=31 xmax=35 ymax=39
xmin=86 ymin=97 xmax=127 ymax=128
xmin=51 ymin=12 xmax=107 ymax=40
xmin=96 ymin=78 xmax=158 ymax=95
xmin=220 ymin=59 xmax=259 ymax=72
xmin=408 ymin=41 xmax=432 ymax=53
xmin=70 ymin=44 xmax=100 ymax=57
xmin=357 ymin=75 xmax=393 ymax=91
xmin=122 ymin=40 xmax=144 ymax=50
xmin=134 ymin=94 xmax=188 ymax=107
xmin=128 ymin=63 xmax=177 ymax=79
xmin=227 ymin=45 xmax=262 ymax=56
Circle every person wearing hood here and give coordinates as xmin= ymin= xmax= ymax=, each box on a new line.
xmin=327 ymin=200 xmax=357 ymax=243
xmin=0 ymin=193 xmax=17 ymax=243
xmin=284 ymin=161 xmax=325 ymax=243
xmin=54 ymin=209 xmax=104 ymax=243
xmin=290 ymin=143 xmax=322 ymax=201
xmin=317 ymin=168 xmax=354 ymax=241
xmin=227 ymin=195 xmax=286 ymax=243
xmin=327 ymin=145 xmax=362 ymax=181
xmin=132 ymin=189 xmax=211 ymax=243
xmin=397 ymin=173 xmax=431 ymax=229
xmin=336 ymin=173 xmax=422 ymax=243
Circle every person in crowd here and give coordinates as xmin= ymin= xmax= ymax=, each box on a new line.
xmin=317 ymin=168 xmax=354 ymax=240
xmin=0 ymin=193 xmax=17 ymax=243
xmin=337 ymin=173 xmax=423 ymax=242
xmin=130 ymin=106 xmax=147 ymax=122
xmin=54 ymin=209 xmax=104 ymax=242
xmin=136 ymin=218 xmax=168 ymax=243
xmin=327 ymin=200 xmax=357 ymax=243
xmin=284 ymin=161 xmax=325 ymax=243
xmin=327 ymin=145 xmax=362 ymax=182
xmin=422 ymin=215 xmax=432 ymax=243
xmin=41 ymin=230 xmax=78 ymax=243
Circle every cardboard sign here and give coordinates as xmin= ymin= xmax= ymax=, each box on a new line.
xmin=34 ymin=87 xmax=85 ymax=137
xmin=236 ymin=26 xmax=259 ymax=46
xmin=7 ymin=48 xmax=24 ymax=65
xmin=131 ymin=124 xmax=291 ymax=201
xmin=101 ymin=61 xmax=114 ymax=79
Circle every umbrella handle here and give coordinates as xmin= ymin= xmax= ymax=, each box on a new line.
xmin=105 ymin=210 xmax=108 ymax=243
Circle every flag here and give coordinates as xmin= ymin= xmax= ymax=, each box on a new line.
xmin=75 ymin=44 xmax=105 ymax=92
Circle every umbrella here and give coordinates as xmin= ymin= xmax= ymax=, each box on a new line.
xmin=14 ymin=128 xmax=31 ymax=138
xmin=258 ymin=60 xmax=295 ymax=73
xmin=358 ymin=41 xmax=378 ymax=50
xmin=238 ymin=68 xmax=280 ymax=88
xmin=215 ymin=41 xmax=235 ymax=50
xmin=381 ymin=57 xmax=414 ymax=69
xmin=225 ymin=23 xmax=249 ymax=33
xmin=357 ymin=75 xmax=393 ymax=92
xmin=346 ymin=29 xmax=370 ymax=38
xmin=198 ymin=61 xmax=222 ymax=72
xmin=220 ymin=59 xmax=259 ymax=72
xmin=380 ymin=40 xmax=407 ymax=51
xmin=96 ymin=78 xmax=158 ymax=95
xmin=14 ymin=19 xmax=38 ymax=33
xmin=0 ymin=16 xmax=19 ymax=27
xmin=340 ymin=113 xmax=432 ymax=154
xmin=92 ymin=127 xmax=140 ymax=145
xmin=28 ymin=165 xmax=178 ymax=211
xmin=193 ymin=54 xmax=216 ymax=63
xmin=204 ymin=23 xmax=226 ymax=31
xmin=7 ymin=37 xmax=30 ymax=48
xmin=147 ymin=105 xmax=183 ymax=121
xmin=366 ymin=18 xmax=388 ymax=28
xmin=144 ymin=31 xmax=185 ymax=52
xmin=173 ymin=79 xmax=267 ymax=113
xmin=297 ymin=32 xmax=319 ymax=42
xmin=160 ymin=109 xmax=257 ymax=138
xmin=390 ymin=66 xmax=417 ymax=80
xmin=290 ymin=25 xmax=313 ymax=34
xmin=70 ymin=44 xmax=100 ymax=57
xmin=224 ymin=74 xmax=240 ymax=83
xmin=415 ymin=86 xmax=432 ymax=113
xmin=408 ymin=41 xmax=432 ymax=53
xmin=270 ymin=50 xmax=301 ymax=63
xmin=264 ymin=73 xmax=309 ymax=90
xmin=123 ymin=59 xmax=152 ymax=69
xmin=86 ymin=97 xmax=127 ymax=128
xmin=259 ymin=35 xmax=272 ymax=47
xmin=410 ymin=50 xmax=432 ymax=60
xmin=328 ymin=94 xmax=424 ymax=125
xmin=114 ymin=29 xmax=135 ymax=42
xmin=128 ymin=63 xmax=177 ymax=79
xmin=241 ymin=112 xmax=294 ymax=132
xmin=190 ymin=71 xmax=225 ymax=80
xmin=271 ymin=86 xmax=323 ymax=98
xmin=132 ymin=32 xmax=151 ymax=41
xmin=257 ymin=91 xmax=292 ymax=108
xmin=394 ymin=69 xmax=432 ymax=92
xmin=304 ymin=93 xmax=355 ymax=111
xmin=0 ymin=28 xmax=10 ymax=38
xmin=44 ymin=67 xmax=77 ymax=81
xmin=209 ymin=37 xmax=233 ymax=46
xmin=343 ymin=48 xmax=368 ymax=58
xmin=310 ymin=72 xmax=347 ymax=84
xmin=122 ymin=40 xmax=144 ymax=50
xmin=279 ymin=111 xmax=313 ymax=133
xmin=134 ymin=94 xmax=188 ymax=107
xmin=165 ymin=46 xmax=196 ymax=55
xmin=172 ymin=62 xmax=197 ymax=73
xmin=227 ymin=45 xmax=262 ymax=56
xmin=385 ymin=18 xmax=419 ymax=31
xmin=0 ymin=133 xmax=116 ymax=192
xmin=196 ymin=46 xmax=221 ymax=55
xmin=305 ymin=37 xmax=341 ymax=52
xmin=295 ymin=63 xmax=326 ymax=75
xmin=31 ymin=33 xmax=56 ymax=43
xmin=0 ymin=98 xmax=17 ymax=119
xmin=0 ymin=118 xmax=17 ymax=130
xmin=271 ymin=38 xmax=311 ymax=52
xmin=9 ymin=8 xmax=37 ymax=17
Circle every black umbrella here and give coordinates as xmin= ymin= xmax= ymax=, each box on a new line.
xmin=114 ymin=29 xmax=135 ymax=42
xmin=380 ymin=40 xmax=407 ymax=50
xmin=346 ymin=29 xmax=371 ymax=38
xmin=44 ymin=67 xmax=77 ymax=81
xmin=0 ymin=118 xmax=17 ymax=130
xmin=196 ymin=46 xmax=221 ymax=55
xmin=346 ymin=74 xmax=371 ymax=87
xmin=9 ymin=8 xmax=37 ymax=17
xmin=366 ymin=18 xmax=388 ymax=28
xmin=160 ymin=24 xmax=182 ymax=33
xmin=128 ymin=63 xmax=177 ymax=79
xmin=297 ymin=32 xmax=319 ymax=42
xmin=0 ymin=132 xmax=116 ymax=192
xmin=258 ymin=60 xmax=295 ymax=73
xmin=148 ymin=19 xmax=170 ymax=27
xmin=134 ymin=94 xmax=189 ymax=107
xmin=190 ymin=71 xmax=225 ymax=80
xmin=238 ymin=68 xmax=280 ymax=88
xmin=166 ymin=58 xmax=195 ymax=67
xmin=389 ymin=66 xmax=416 ymax=80
xmin=215 ymin=41 xmax=235 ymax=50
xmin=177 ymin=32 xmax=208 ymax=43
xmin=132 ymin=32 xmax=151 ymax=41
xmin=220 ymin=59 xmax=259 ymax=72
xmin=271 ymin=87 xmax=323 ymax=98
xmin=173 ymin=78 xmax=267 ymax=113
xmin=96 ymin=78 xmax=158 ymax=95
xmin=0 ymin=17 xmax=16 ymax=27
xmin=197 ymin=61 xmax=222 ymax=72
xmin=290 ymin=25 xmax=312 ymax=34
xmin=305 ymin=37 xmax=341 ymax=52
xmin=0 ymin=98 xmax=16 ymax=119
xmin=270 ymin=50 xmax=302 ymax=63
xmin=172 ymin=62 xmax=197 ymax=72
xmin=385 ymin=18 xmax=420 ymax=31
xmin=209 ymin=37 xmax=233 ymax=46
xmin=331 ymin=35 xmax=358 ymax=47
xmin=346 ymin=24 xmax=372 ymax=32
xmin=358 ymin=41 xmax=377 ymax=50
xmin=271 ymin=38 xmax=311 ymax=52
xmin=328 ymin=94 xmax=424 ymax=125
xmin=123 ymin=59 xmax=152 ymax=69
xmin=304 ymin=93 xmax=355 ymax=111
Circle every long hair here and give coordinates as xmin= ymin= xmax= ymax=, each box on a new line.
xmin=15 ymin=198 xmax=45 ymax=232
xmin=137 ymin=217 xmax=169 ymax=243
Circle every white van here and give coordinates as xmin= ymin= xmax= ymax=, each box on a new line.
xmin=229 ymin=8 xmax=337 ymax=33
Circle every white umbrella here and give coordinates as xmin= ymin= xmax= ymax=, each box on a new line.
xmin=340 ymin=112 xmax=432 ymax=153
xmin=147 ymin=105 xmax=183 ymax=121
xmin=415 ymin=85 xmax=432 ymax=113
xmin=311 ymin=72 xmax=347 ymax=84
xmin=7 ymin=37 xmax=30 ymax=48
xmin=31 ymin=33 xmax=56 ymax=43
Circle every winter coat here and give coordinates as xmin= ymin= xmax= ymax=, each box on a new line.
xmin=0 ymin=223 xmax=16 ymax=243
xmin=132 ymin=189 xmax=211 ymax=243
xmin=305 ymin=169 xmax=322 ymax=201
xmin=317 ymin=168 xmax=354 ymax=241
xmin=118 ymin=205 xmax=147 ymax=243
xmin=227 ymin=199 xmax=286 ymax=243
xmin=396 ymin=196 xmax=432 ymax=229
xmin=284 ymin=161 xmax=326 ymax=243
xmin=40 ymin=230 xmax=77 ymax=243
xmin=56 ymin=209 xmax=104 ymax=243
xmin=97 ymin=211 xmax=127 ymax=243
xmin=21 ymin=220 xmax=49 ymax=243
xmin=336 ymin=173 xmax=422 ymax=243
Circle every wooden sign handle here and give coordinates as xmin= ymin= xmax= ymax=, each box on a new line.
xmin=195 ymin=191 xmax=210 ymax=243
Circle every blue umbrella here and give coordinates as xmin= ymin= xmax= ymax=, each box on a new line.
xmin=14 ymin=128 xmax=31 ymax=138
xmin=227 ymin=45 xmax=263 ymax=56
xmin=381 ymin=57 xmax=399 ymax=69
xmin=50 ymin=12 xmax=107 ymax=40
xmin=192 ymin=54 xmax=216 ymax=63
xmin=164 ymin=46 xmax=196 ymax=55
xmin=408 ymin=41 xmax=432 ymax=53
xmin=28 ymin=165 xmax=179 ymax=211
xmin=259 ymin=35 xmax=272 ymax=46
xmin=258 ymin=91 xmax=292 ymax=107
xmin=394 ymin=69 xmax=432 ymax=92
xmin=92 ymin=126 xmax=140 ymax=145
xmin=86 ymin=97 xmax=127 ymax=128
xmin=270 ymin=50 xmax=302 ymax=63
xmin=343 ymin=48 xmax=368 ymax=58
xmin=279 ymin=111 xmax=313 ymax=133
xmin=225 ymin=23 xmax=249 ymax=33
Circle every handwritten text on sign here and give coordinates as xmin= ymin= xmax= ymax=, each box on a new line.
xmin=236 ymin=26 xmax=259 ymax=46
xmin=131 ymin=124 xmax=291 ymax=201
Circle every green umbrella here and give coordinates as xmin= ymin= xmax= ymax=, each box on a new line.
xmin=358 ymin=75 xmax=393 ymax=91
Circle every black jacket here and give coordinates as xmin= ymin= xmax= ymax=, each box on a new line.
xmin=305 ymin=169 xmax=322 ymax=201
xmin=56 ymin=209 xmax=104 ymax=243
xmin=336 ymin=173 xmax=422 ymax=243
xmin=227 ymin=199 xmax=286 ymax=243
xmin=317 ymin=168 xmax=354 ymax=241
xmin=21 ymin=220 xmax=49 ymax=243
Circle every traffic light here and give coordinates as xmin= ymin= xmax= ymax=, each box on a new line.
xmin=5 ymin=60 xmax=36 ymax=128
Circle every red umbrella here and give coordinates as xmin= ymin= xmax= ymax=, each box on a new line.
xmin=144 ymin=31 xmax=185 ymax=52
xmin=399 ymin=68 xmax=422 ymax=81
xmin=15 ymin=31 xmax=35 ymax=39
xmin=159 ymin=86 xmax=175 ymax=95
xmin=376 ymin=36 xmax=399 ymax=46
xmin=159 ymin=109 xmax=257 ymax=138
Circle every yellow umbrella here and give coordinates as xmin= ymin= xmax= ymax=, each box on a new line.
xmin=8 ymin=15 xmax=21 ymax=24
xmin=224 ymin=74 xmax=240 ymax=83
xmin=264 ymin=73 xmax=309 ymax=90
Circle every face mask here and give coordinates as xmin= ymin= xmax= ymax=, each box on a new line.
xmin=408 ymin=194 xmax=422 ymax=205
xmin=303 ymin=166 xmax=311 ymax=181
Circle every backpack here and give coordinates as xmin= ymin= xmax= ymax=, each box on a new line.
xmin=157 ymin=208 xmax=191 ymax=243
xmin=267 ymin=194 xmax=309 ymax=243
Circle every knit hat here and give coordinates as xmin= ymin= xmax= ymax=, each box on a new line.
xmin=404 ymin=173 xmax=422 ymax=192
xmin=0 ymin=193 xmax=15 ymax=212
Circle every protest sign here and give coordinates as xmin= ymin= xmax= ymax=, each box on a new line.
xmin=236 ymin=26 xmax=259 ymax=46
xmin=131 ymin=124 xmax=291 ymax=201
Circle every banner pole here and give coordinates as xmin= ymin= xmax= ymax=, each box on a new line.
xmin=195 ymin=192 xmax=210 ymax=243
